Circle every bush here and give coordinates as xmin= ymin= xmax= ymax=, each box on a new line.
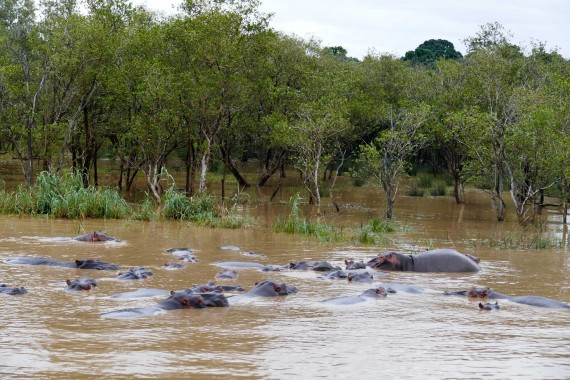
xmin=429 ymin=181 xmax=447 ymax=196
xmin=407 ymin=185 xmax=425 ymax=197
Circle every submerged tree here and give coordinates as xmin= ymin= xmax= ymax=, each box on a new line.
xmin=357 ymin=104 xmax=430 ymax=219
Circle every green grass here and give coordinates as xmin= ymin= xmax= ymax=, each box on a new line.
xmin=0 ymin=170 xmax=254 ymax=228
xmin=0 ymin=170 xmax=131 ymax=219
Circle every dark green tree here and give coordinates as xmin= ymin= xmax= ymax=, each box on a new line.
xmin=403 ymin=39 xmax=462 ymax=66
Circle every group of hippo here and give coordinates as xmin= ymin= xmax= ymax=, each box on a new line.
xmin=2 ymin=231 xmax=569 ymax=318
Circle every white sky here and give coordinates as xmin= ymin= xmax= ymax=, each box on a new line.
xmin=131 ymin=0 xmax=570 ymax=59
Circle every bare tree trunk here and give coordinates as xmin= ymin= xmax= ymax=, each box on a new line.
xmin=198 ymin=138 xmax=211 ymax=193
xmin=270 ymin=163 xmax=286 ymax=201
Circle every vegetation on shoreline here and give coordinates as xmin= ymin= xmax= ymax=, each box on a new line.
xmin=274 ymin=193 xmax=399 ymax=245
xmin=0 ymin=170 xmax=254 ymax=228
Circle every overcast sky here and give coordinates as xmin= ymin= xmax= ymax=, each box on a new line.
xmin=131 ymin=0 xmax=570 ymax=59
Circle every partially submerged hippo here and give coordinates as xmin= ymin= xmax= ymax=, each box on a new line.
xmin=3 ymin=256 xmax=120 ymax=270
xmin=345 ymin=260 xmax=366 ymax=270
xmin=245 ymin=280 xmax=298 ymax=297
xmin=66 ymin=277 xmax=97 ymax=291
xmin=370 ymin=249 xmax=481 ymax=273
xmin=479 ymin=301 xmax=500 ymax=311
xmin=101 ymin=289 xmax=230 ymax=319
xmin=212 ymin=261 xmax=280 ymax=272
xmin=347 ymin=272 xmax=376 ymax=284
xmin=164 ymin=262 xmax=186 ymax=270
xmin=287 ymin=261 xmax=340 ymax=272
xmin=166 ymin=248 xmax=199 ymax=263
xmin=321 ymin=287 xmax=391 ymax=305
xmin=73 ymin=231 xmax=120 ymax=242
xmin=214 ymin=269 xmax=238 ymax=280
xmin=0 ymin=284 xmax=28 ymax=295
xmin=444 ymin=286 xmax=570 ymax=309
xmin=116 ymin=267 xmax=153 ymax=280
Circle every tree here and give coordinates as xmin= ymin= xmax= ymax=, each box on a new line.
xmin=1 ymin=0 xmax=48 ymax=186
xmin=356 ymin=104 xmax=430 ymax=219
xmin=403 ymin=39 xmax=462 ymax=67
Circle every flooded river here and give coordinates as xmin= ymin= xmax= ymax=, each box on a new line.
xmin=1 ymin=185 xmax=569 ymax=379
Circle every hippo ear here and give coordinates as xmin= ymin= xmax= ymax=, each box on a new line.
xmin=479 ymin=303 xmax=484 ymax=309
xmin=170 ymin=290 xmax=176 ymax=296
xmin=66 ymin=279 xmax=71 ymax=285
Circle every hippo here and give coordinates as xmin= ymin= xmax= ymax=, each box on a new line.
xmin=66 ymin=277 xmax=97 ymax=291
xmin=166 ymin=248 xmax=193 ymax=255
xmin=345 ymin=260 xmax=366 ymax=270
xmin=219 ymin=245 xmax=240 ymax=251
xmin=214 ymin=269 xmax=239 ymax=280
xmin=116 ymin=267 xmax=153 ymax=280
xmin=444 ymin=286 xmax=570 ymax=309
xmin=244 ymin=280 xmax=298 ymax=297
xmin=178 ymin=254 xmax=199 ymax=263
xmin=164 ymin=262 xmax=186 ymax=270
xmin=166 ymin=248 xmax=199 ymax=262
xmin=369 ymin=249 xmax=481 ymax=272
xmin=348 ymin=272 xmax=376 ymax=284
xmin=73 ymin=231 xmax=120 ymax=242
xmin=101 ymin=289 xmax=229 ymax=319
xmin=376 ymin=282 xmax=424 ymax=294
xmin=212 ymin=261 xmax=280 ymax=272
xmin=3 ymin=256 xmax=120 ymax=270
xmin=240 ymin=251 xmax=267 ymax=258
xmin=76 ymin=259 xmax=121 ymax=270
xmin=0 ymin=284 xmax=28 ymax=295
xmin=479 ymin=301 xmax=500 ymax=311
xmin=321 ymin=287 xmax=391 ymax=305
xmin=110 ymin=288 xmax=171 ymax=299
xmin=185 ymin=281 xmax=245 ymax=293
xmin=287 ymin=261 xmax=340 ymax=272
xmin=444 ymin=287 xmax=507 ymax=299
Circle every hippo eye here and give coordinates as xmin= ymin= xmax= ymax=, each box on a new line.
xmin=274 ymin=285 xmax=281 ymax=292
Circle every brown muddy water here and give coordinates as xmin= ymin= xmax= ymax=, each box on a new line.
xmin=1 ymin=184 xmax=570 ymax=379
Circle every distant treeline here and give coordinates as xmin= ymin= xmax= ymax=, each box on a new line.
xmin=0 ymin=0 xmax=568 ymax=223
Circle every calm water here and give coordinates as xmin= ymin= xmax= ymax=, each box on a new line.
xmin=1 ymin=184 xmax=569 ymax=379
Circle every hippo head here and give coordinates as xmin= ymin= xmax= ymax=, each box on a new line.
xmin=479 ymin=301 xmax=500 ymax=311
xmin=371 ymin=252 xmax=404 ymax=271
xmin=168 ymin=291 xmax=207 ymax=309
xmin=66 ymin=278 xmax=97 ymax=291
xmin=75 ymin=259 xmax=120 ymax=271
xmin=361 ymin=287 xmax=389 ymax=298
xmin=347 ymin=272 xmax=374 ymax=283
xmin=249 ymin=280 xmax=297 ymax=296
xmin=467 ymin=287 xmax=492 ymax=299
xmin=345 ymin=260 xmax=366 ymax=270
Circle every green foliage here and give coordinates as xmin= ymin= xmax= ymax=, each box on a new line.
xmin=407 ymin=185 xmax=425 ymax=197
xmin=403 ymin=39 xmax=463 ymax=66
xmin=160 ymin=186 xmax=255 ymax=228
xmin=416 ymin=172 xmax=434 ymax=188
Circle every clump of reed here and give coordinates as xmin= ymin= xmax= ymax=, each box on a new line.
xmin=274 ymin=194 xmax=343 ymax=242
xmin=486 ymin=228 xmax=561 ymax=250
xmin=160 ymin=186 xmax=256 ymax=228
xmin=274 ymin=194 xmax=398 ymax=244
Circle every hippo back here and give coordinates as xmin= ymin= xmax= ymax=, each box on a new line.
xmin=414 ymin=249 xmax=480 ymax=272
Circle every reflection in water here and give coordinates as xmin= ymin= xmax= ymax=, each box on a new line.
xmin=1 ymin=186 xmax=569 ymax=379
